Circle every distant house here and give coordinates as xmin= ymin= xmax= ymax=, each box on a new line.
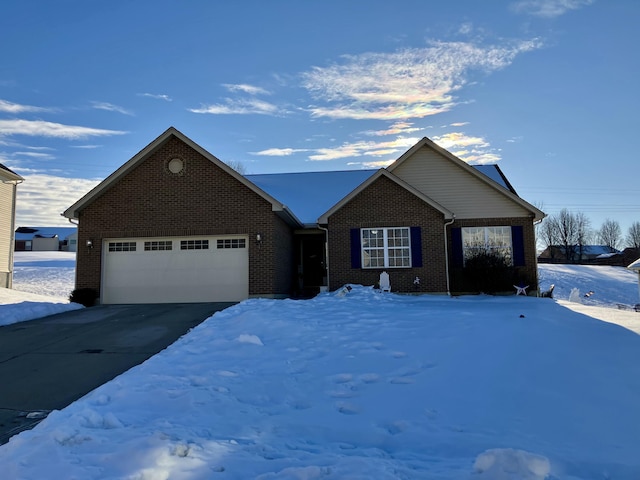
xmin=64 ymin=231 xmax=78 ymax=252
xmin=15 ymin=227 xmax=77 ymax=252
xmin=0 ymin=163 xmax=24 ymax=288
xmin=63 ymin=127 xmax=544 ymax=304
xmin=628 ymin=257 xmax=640 ymax=308
xmin=538 ymin=245 xmax=622 ymax=264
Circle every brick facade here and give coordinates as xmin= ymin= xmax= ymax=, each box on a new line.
xmin=327 ymin=175 xmax=449 ymax=293
xmin=75 ymin=136 xmax=293 ymax=299
xmin=326 ymin=175 xmax=539 ymax=294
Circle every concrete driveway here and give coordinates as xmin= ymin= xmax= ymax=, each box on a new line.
xmin=0 ymin=302 xmax=233 ymax=445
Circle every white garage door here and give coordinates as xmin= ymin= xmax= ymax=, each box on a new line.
xmin=102 ymin=236 xmax=248 ymax=304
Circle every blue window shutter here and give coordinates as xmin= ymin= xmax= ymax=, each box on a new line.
xmin=410 ymin=227 xmax=422 ymax=267
xmin=451 ymin=227 xmax=463 ymax=268
xmin=350 ymin=228 xmax=362 ymax=269
xmin=512 ymin=226 xmax=525 ymax=267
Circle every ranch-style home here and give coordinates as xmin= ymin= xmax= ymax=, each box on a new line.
xmin=63 ymin=127 xmax=544 ymax=304
xmin=0 ymin=163 xmax=23 ymax=289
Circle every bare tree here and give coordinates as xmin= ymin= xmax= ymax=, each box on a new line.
xmin=598 ymin=218 xmax=622 ymax=250
xmin=575 ymin=212 xmax=592 ymax=260
xmin=224 ymin=160 xmax=247 ymax=175
xmin=555 ymin=209 xmax=579 ymax=263
xmin=538 ymin=216 xmax=559 ymax=259
xmin=627 ymin=221 xmax=640 ymax=249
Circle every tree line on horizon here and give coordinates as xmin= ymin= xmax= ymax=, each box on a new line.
xmin=537 ymin=209 xmax=640 ymax=262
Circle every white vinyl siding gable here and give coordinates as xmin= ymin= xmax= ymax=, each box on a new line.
xmin=0 ymin=182 xmax=14 ymax=280
xmin=392 ymin=146 xmax=530 ymax=219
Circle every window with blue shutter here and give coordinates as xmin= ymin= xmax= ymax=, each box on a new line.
xmin=511 ymin=226 xmax=525 ymax=267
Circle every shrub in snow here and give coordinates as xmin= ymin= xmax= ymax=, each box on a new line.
xmin=460 ymin=250 xmax=518 ymax=294
xmin=69 ymin=288 xmax=99 ymax=307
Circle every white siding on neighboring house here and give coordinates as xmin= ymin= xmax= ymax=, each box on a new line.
xmin=32 ymin=236 xmax=60 ymax=251
xmin=392 ymin=146 xmax=530 ymax=219
xmin=0 ymin=181 xmax=17 ymax=288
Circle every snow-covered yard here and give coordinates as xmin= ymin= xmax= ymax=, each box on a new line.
xmin=1 ymin=253 xmax=640 ymax=479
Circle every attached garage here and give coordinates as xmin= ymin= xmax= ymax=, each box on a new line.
xmin=101 ymin=235 xmax=248 ymax=304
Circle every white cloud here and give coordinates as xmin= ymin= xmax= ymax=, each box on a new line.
xmin=251 ymin=148 xmax=308 ymax=156
xmin=308 ymin=137 xmax=420 ymax=161
xmin=71 ymin=144 xmax=102 ymax=149
xmin=364 ymin=121 xmax=425 ymax=137
xmin=12 ymin=151 xmax=55 ymax=160
xmin=138 ymin=93 xmax=172 ymax=102
xmin=223 ymin=84 xmax=270 ymax=96
xmin=15 ymin=173 xmax=101 ymax=226
xmin=433 ymin=132 xmax=489 ymax=150
xmin=0 ymin=99 xmax=50 ymax=113
xmin=91 ymin=101 xmax=134 ymax=116
xmin=453 ymin=150 xmax=501 ymax=164
xmin=450 ymin=122 xmax=470 ymax=127
xmin=189 ymin=98 xmax=281 ymax=116
xmin=510 ymin=0 xmax=595 ymax=17
xmin=432 ymin=132 xmax=501 ymax=164
xmin=0 ymin=120 xmax=127 ymax=139
xmin=301 ymin=39 xmax=542 ymax=121
xmin=360 ymin=160 xmax=395 ymax=168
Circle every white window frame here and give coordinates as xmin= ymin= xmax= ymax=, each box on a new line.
xmin=461 ymin=226 xmax=513 ymax=265
xmin=361 ymin=227 xmax=411 ymax=269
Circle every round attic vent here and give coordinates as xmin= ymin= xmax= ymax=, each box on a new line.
xmin=167 ymin=158 xmax=184 ymax=174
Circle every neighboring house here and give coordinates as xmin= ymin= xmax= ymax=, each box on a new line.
xmin=0 ymin=163 xmax=23 ymax=288
xmin=538 ymin=245 xmax=622 ymax=264
xmin=15 ymin=227 xmax=77 ymax=251
xmin=64 ymin=231 xmax=78 ymax=252
xmin=628 ymin=257 xmax=640 ymax=307
xmin=63 ymin=127 xmax=544 ymax=304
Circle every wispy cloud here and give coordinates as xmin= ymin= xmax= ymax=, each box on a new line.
xmin=71 ymin=144 xmax=102 ymax=149
xmin=251 ymin=137 xmax=420 ymax=161
xmin=0 ymin=120 xmax=127 ymax=139
xmin=12 ymin=151 xmax=55 ymax=160
xmin=510 ymin=0 xmax=595 ymax=17
xmin=138 ymin=93 xmax=172 ymax=102
xmin=432 ymin=132 xmax=501 ymax=164
xmin=450 ymin=122 xmax=470 ymax=127
xmin=15 ymin=173 xmax=101 ymax=226
xmin=252 ymin=148 xmax=309 ymax=156
xmin=223 ymin=84 xmax=270 ymax=96
xmin=433 ymin=132 xmax=489 ymax=150
xmin=0 ymin=99 xmax=51 ymax=113
xmin=301 ymin=39 xmax=542 ymax=121
xmin=308 ymin=137 xmax=420 ymax=161
xmin=363 ymin=121 xmax=425 ymax=137
xmin=91 ymin=101 xmax=134 ymax=116
xmin=189 ymin=98 xmax=281 ymax=116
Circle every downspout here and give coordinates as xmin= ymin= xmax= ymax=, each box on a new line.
xmin=443 ymin=215 xmax=456 ymax=296
xmin=318 ymin=225 xmax=330 ymax=291
xmin=6 ymin=178 xmax=24 ymax=289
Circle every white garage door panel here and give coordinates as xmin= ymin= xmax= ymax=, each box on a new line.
xmin=102 ymin=237 xmax=248 ymax=304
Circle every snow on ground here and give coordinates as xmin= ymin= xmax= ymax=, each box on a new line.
xmin=539 ymin=263 xmax=639 ymax=308
xmin=2 ymin=256 xmax=640 ymax=478
xmin=12 ymin=251 xmax=76 ymax=299
xmin=1 ymin=251 xmax=81 ymax=326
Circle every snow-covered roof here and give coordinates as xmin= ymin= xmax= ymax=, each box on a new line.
xmin=628 ymin=258 xmax=640 ymax=271
xmin=246 ymin=170 xmax=377 ymax=225
xmin=473 ymin=165 xmax=516 ymax=194
xmin=15 ymin=227 xmax=77 ymax=241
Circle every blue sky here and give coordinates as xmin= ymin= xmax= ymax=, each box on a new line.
xmin=1 ymin=0 xmax=638 ymax=239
